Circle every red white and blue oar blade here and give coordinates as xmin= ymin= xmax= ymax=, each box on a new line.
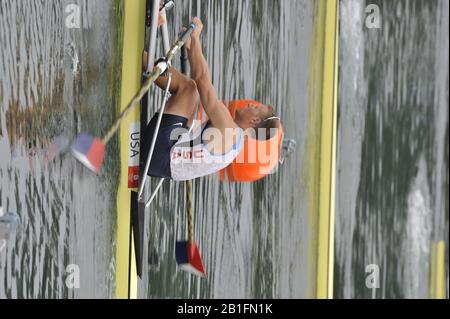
xmin=71 ymin=132 xmax=105 ymax=173
xmin=175 ymin=241 xmax=207 ymax=278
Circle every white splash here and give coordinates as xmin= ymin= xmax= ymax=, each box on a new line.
xmin=65 ymin=42 xmax=79 ymax=76
xmin=403 ymin=156 xmax=432 ymax=298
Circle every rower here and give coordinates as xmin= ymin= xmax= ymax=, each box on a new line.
xmin=141 ymin=17 xmax=283 ymax=182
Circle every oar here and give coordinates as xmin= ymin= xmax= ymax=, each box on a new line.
xmin=71 ymin=23 xmax=196 ymax=173
xmin=175 ymin=46 xmax=206 ymax=278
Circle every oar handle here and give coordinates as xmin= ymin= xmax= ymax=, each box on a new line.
xmin=179 ymin=23 xmax=196 ymax=42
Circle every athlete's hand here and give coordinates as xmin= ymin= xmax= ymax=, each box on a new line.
xmin=191 ymin=17 xmax=203 ymax=39
xmin=184 ymin=17 xmax=203 ymax=51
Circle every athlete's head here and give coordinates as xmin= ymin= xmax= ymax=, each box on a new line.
xmin=235 ymin=103 xmax=281 ymax=140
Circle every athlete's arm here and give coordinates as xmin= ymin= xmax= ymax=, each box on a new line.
xmin=187 ymin=18 xmax=237 ymax=131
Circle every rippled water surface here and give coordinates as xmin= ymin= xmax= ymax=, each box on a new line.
xmin=0 ymin=0 xmax=123 ymax=298
xmin=336 ymin=0 xmax=449 ymax=298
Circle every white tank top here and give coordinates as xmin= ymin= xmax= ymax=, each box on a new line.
xmin=170 ymin=122 xmax=245 ymax=181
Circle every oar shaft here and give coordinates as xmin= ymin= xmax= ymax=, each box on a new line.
xmin=102 ymin=67 xmax=162 ymax=144
xmin=165 ymin=24 xmax=195 ymax=63
xmin=180 ymin=43 xmax=195 ymax=245
xmin=101 ymin=23 xmax=196 ymax=145
xmin=187 ymin=179 xmax=193 ymax=244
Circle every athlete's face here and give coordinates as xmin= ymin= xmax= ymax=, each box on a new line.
xmin=236 ymin=103 xmax=274 ymax=128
